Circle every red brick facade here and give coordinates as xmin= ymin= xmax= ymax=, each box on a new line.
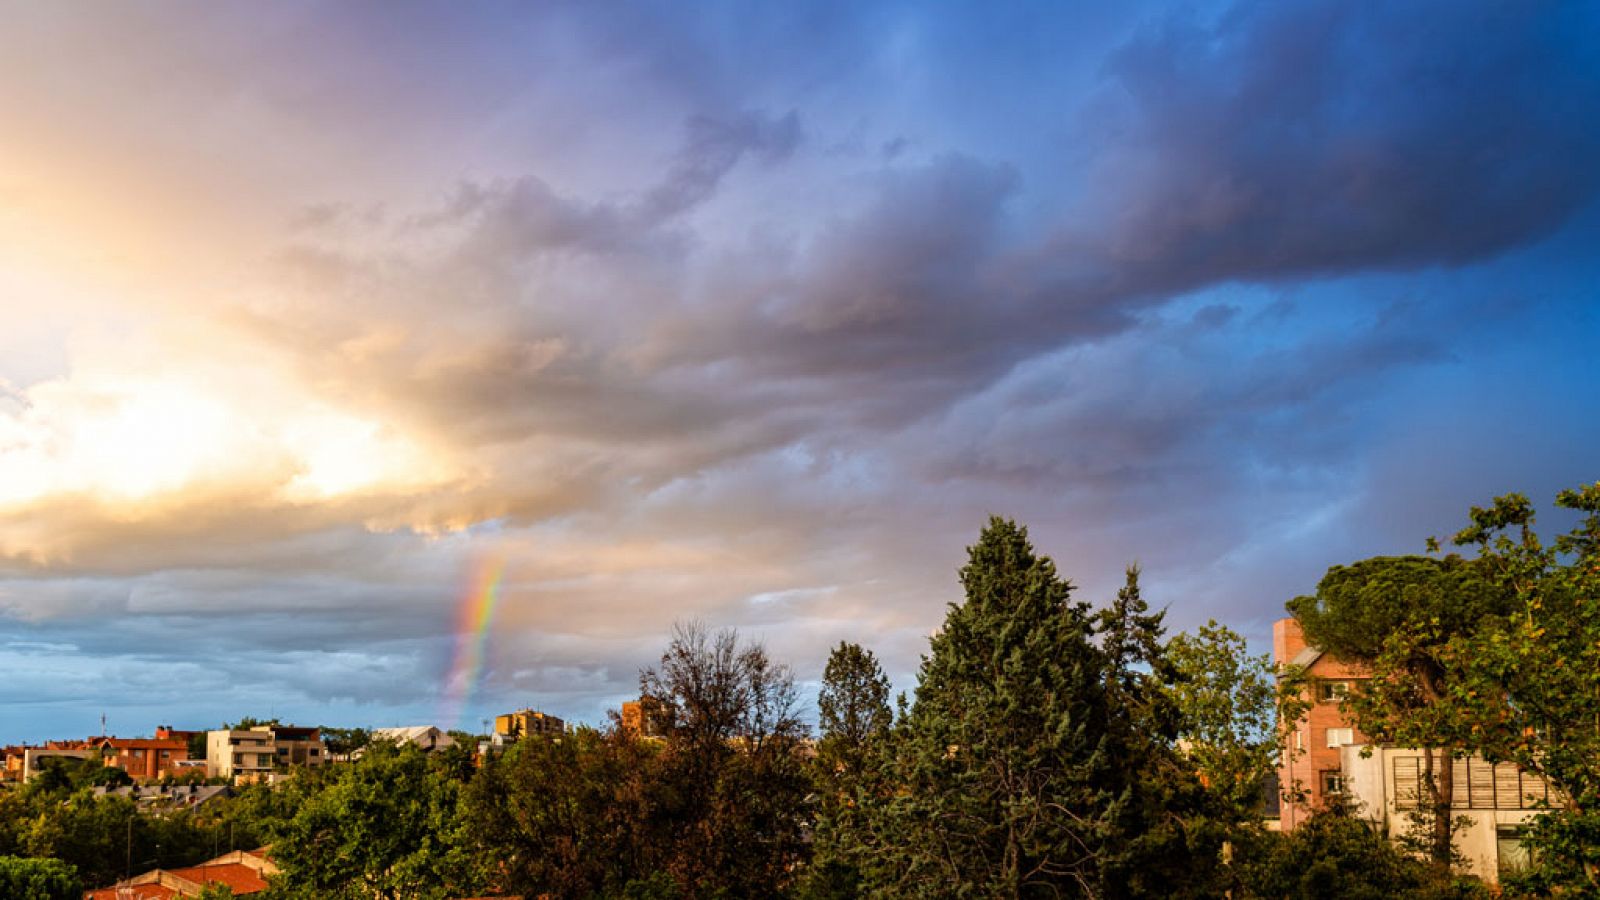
xmin=1274 ymin=617 xmax=1369 ymax=829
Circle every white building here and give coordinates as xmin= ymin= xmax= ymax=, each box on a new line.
xmin=1339 ymin=744 xmax=1546 ymax=882
xmin=371 ymin=725 xmax=456 ymax=753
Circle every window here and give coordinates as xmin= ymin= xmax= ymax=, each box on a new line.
xmin=1497 ymin=826 xmax=1533 ymax=876
xmin=277 ymin=747 xmax=288 ymax=755
xmin=1320 ymin=771 xmax=1346 ymax=796
xmin=308 ymin=748 xmax=319 ymax=757
xmin=1294 ymin=730 xmax=1304 ymax=752
xmin=1318 ymin=681 xmax=1351 ymax=702
xmin=1326 ymin=727 xmax=1354 ymax=748
xmin=232 ymin=753 xmax=243 ymax=766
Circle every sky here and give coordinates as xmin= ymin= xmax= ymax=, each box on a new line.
xmin=1 ymin=0 xmax=1597 ymax=742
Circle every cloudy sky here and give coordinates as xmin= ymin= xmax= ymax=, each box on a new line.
xmin=2 ymin=0 xmax=1597 ymax=742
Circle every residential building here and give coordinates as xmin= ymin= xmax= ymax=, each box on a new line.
xmin=206 ymin=725 xmax=328 ymax=782
xmin=86 ymin=847 xmax=276 ymax=898
xmin=371 ymin=725 xmax=456 ymax=753
xmin=18 ymin=746 xmax=98 ymax=782
xmin=85 ymin=736 xmax=191 ymax=780
xmin=493 ymin=708 xmax=564 ymax=744
xmin=94 ymin=783 xmax=232 ymax=810
xmin=1340 ymin=743 xmax=1548 ymax=880
xmin=1274 ymin=616 xmax=1546 ymax=884
xmin=1274 ymin=616 xmax=1372 ymax=829
xmin=620 ymin=699 xmax=667 ymax=738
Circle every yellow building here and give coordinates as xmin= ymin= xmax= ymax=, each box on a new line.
xmin=494 ymin=708 xmax=565 ymax=742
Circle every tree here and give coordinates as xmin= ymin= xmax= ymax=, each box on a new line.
xmin=817 ymin=641 xmax=893 ymax=766
xmin=267 ymin=743 xmax=479 ymax=899
xmin=1441 ymin=485 xmax=1600 ymax=893
xmin=637 ymin=621 xmax=812 ymax=896
xmin=1167 ymin=620 xmax=1283 ymax=822
xmin=864 ymin=518 xmax=1216 ymax=897
xmin=0 ymin=857 xmax=82 ymax=900
xmin=1286 ymin=555 xmax=1506 ymax=868
xmin=1235 ymin=798 xmax=1486 ymax=900
xmin=808 ymin=642 xmax=894 ymax=895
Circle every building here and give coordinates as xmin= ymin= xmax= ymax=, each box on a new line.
xmin=85 ymin=736 xmax=192 ymax=780
xmin=1274 ymin=617 xmax=1372 ymax=829
xmin=371 ymin=725 xmax=456 ymax=753
xmin=94 ymin=783 xmax=232 ymax=810
xmin=206 ymin=725 xmax=328 ymax=782
xmin=17 ymin=746 xmax=98 ymax=782
xmin=493 ymin=708 xmax=564 ymax=744
xmin=1339 ymin=743 xmax=1548 ymax=879
xmin=620 ymin=699 xmax=667 ymax=739
xmin=1274 ymin=617 xmax=1546 ymax=884
xmin=86 ymin=848 xmax=276 ymax=898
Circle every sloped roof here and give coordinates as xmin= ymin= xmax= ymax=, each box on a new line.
xmin=168 ymin=862 xmax=269 ymax=894
xmin=1289 ymin=646 xmax=1324 ymax=669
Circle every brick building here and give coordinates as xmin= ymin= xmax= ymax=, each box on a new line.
xmin=1273 ymin=616 xmax=1371 ymax=828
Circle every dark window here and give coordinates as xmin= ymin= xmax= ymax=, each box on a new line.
xmin=1317 ymin=681 xmax=1350 ymax=702
xmin=1320 ymin=770 xmax=1345 ymax=796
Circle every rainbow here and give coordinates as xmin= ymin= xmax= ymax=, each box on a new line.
xmin=438 ymin=558 xmax=506 ymax=729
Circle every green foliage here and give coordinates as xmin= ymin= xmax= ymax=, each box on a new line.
xmin=463 ymin=727 xmax=657 ymax=897
xmin=1442 ymin=484 xmax=1600 ymax=893
xmin=464 ymin=624 xmax=812 ymax=899
xmin=1288 ymin=554 xmax=1506 ymax=867
xmin=809 ymin=642 xmax=894 ymax=892
xmin=858 ymin=519 xmax=1219 ymax=897
xmin=318 ymin=727 xmax=371 ymax=757
xmin=266 ymin=743 xmax=478 ymax=899
xmin=1235 ymin=801 xmax=1488 ymax=899
xmin=1167 ymin=620 xmax=1281 ymax=821
xmin=817 ymin=641 xmax=892 ymax=767
xmin=0 ymin=856 xmax=82 ymax=900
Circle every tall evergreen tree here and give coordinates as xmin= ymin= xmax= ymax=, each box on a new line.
xmin=864 ymin=518 xmax=1214 ymax=898
xmin=807 ymin=642 xmax=894 ymax=897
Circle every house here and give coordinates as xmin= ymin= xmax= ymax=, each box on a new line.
xmin=1274 ymin=617 xmax=1547 ymax=884
xmin=19 ymin=746 xmax=98 ymax=782
xmin=206 ymin=725 xmax=328 ymax=783
xmin=84 ymin=736 xmax=191 ymax=780
xmin=94 ymin=783 xmax=232 ymax=810
xmin=371 ymin=725 xmax=456 ymax=752
xmin=85 ymin=847 xmax=276 ymax=898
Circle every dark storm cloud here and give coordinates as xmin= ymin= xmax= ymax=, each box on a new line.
xmin=1089 ymin=0 xmax=1600 ymax=289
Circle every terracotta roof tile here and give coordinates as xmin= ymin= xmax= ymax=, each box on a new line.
xmin=168 ymin=862 xmax=270 ymax=894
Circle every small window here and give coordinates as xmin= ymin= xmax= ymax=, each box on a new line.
xmin=1326 ymin=727 xmax=1354 ymax=748
xmin=1497 ymin=826 xmax=1533 ymax=875
xmin=1318 ymin=681 xmax=1350 ymax=702
xmin=308 ymin=748 xmax=319 ymax=757
xmin=1294 ymin=730 xmax=1304 ymax=752
xmin=1320 ymin=771 xmax=1346 ymax=796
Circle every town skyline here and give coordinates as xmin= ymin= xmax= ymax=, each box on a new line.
xmin=3 ymin=1 xmax=1599 ymax=742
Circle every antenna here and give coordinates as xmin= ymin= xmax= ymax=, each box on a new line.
xmin=102 ymin=713 xmax=107 ymax=737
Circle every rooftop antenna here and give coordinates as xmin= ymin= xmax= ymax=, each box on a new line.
xmin=101 ymin=713 xmax=107 ymax=738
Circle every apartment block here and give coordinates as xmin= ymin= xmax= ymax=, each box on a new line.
xmin=207 ymin=725 xmax=328 ymax=782
xmin=494 ymin=708 xmax=565 ymax=743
